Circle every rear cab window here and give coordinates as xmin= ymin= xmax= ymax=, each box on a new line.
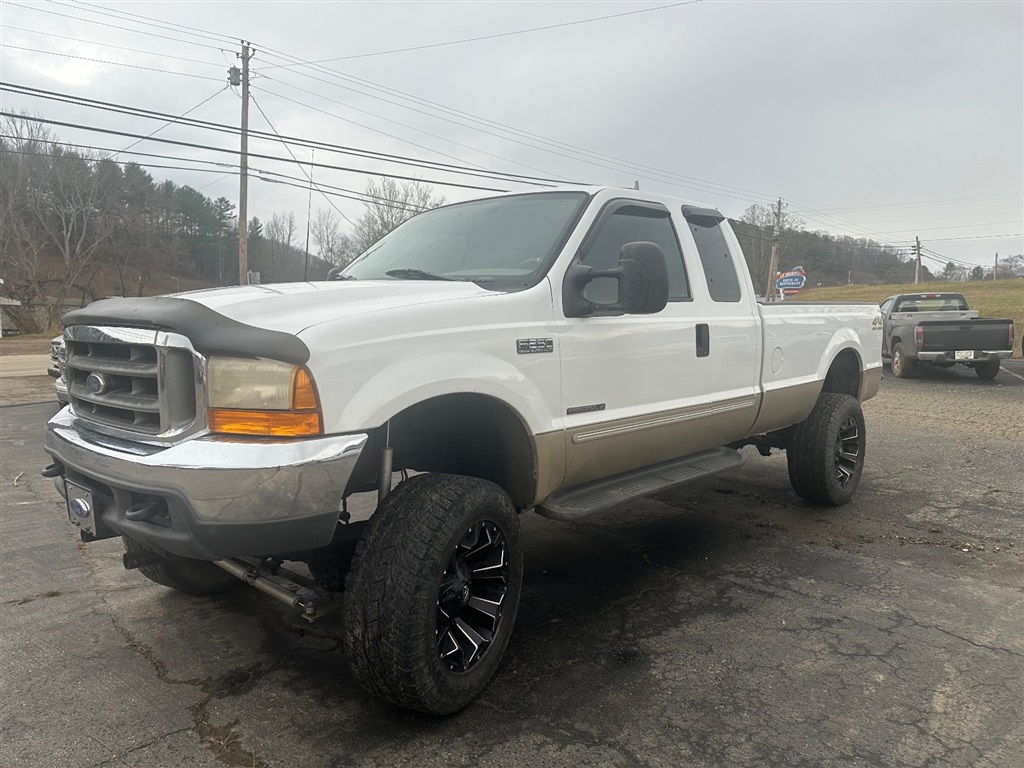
xmin=893 ymin=294 xmax=968 ymax=312
xmin=681 ymin=207 xmax=742 ymax=302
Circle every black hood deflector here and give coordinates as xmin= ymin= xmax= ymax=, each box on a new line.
xmin=63 ymin=296 xmax=310 ymax=365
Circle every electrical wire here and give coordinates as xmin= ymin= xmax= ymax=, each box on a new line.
xmin=0 ymin=43 xmax=224 ymax=81
xmin=2 ymin=82 xmax=566 ymax=186
xmin=53 ymin=0 xmax=237 ymax=45
xmin=249 ymin=92 xmax=355 ymax=225
xmin=112 ymin=85 xmax=229 ymax=159
xmin=260 ymin=1 xmax=702 ymax=68
xmin=1 ymin=24 xmax=228 ymax=67
xmin=3 ymin=1 xmax=229 ymax=50
xmin=1 ymin=112 xmax=513 ymax=193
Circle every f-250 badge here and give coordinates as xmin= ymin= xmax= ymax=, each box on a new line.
xmin=517 ymin=338 xmax=554 ymax=354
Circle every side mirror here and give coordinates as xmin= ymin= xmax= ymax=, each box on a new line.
xmin=563 ymin=241 xmax=670 ymax=317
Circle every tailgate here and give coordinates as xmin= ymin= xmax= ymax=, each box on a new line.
xmin=920 ymin=319 xmax=1012 ymax=351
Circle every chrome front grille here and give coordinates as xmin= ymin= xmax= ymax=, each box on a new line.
xmin=65 ymin=326 xmax=203 ymax=440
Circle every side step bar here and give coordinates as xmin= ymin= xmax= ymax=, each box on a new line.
xmin=537 ymin=446 xmax=746 ymax=521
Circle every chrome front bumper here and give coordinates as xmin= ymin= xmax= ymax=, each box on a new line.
xmin=45 ymin=408 xmax=367 ymax=560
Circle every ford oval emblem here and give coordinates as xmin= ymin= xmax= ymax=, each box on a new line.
xmin=85 ymin=372 xmax=109 ymax=395
xmin=70 ymin=498 xmax=91 ymax=518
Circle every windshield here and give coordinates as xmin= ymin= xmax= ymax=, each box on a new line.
xmin=340 ymin=192 xmax=589 ymax=287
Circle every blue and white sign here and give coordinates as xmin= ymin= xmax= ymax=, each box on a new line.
xmin=775 ymin=267 xmax=807 ymax=293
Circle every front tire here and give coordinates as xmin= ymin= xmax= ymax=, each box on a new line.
xmin=122 ymin=537 xmax=237 ymax=596
xmin=891 ymin=342 xmax=915 ymax=378
xmin=787 ymin=393 xmax=866 ymax=506
xmin=343 ymin=473 xmax=523 ymax=714
xmin=974 ymin=359 xmax=1000 ymax=380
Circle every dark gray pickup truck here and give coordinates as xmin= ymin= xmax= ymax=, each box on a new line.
xmin=880 ymin=292 xmax=1014 ymax=380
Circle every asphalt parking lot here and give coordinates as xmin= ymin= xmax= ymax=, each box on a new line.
xmin=2 ymin=362 xmax=1023 ymax=768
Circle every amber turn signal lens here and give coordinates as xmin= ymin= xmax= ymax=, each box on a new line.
xmin=208 ymin=409 xmax=322 ymax=437
xmin=292 ymin=367 xmax=319 ymax=410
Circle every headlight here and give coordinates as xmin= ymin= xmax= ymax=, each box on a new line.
xmin=207 ymin=356 xmax=322 ymax=437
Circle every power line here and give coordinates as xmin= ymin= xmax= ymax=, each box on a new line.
xmin=3 ymin=1 xmax=229 ymax=50
xmin=112 ymin=85 xmax=228 ymax=159
xmin=0 ymin=43 xmax=224 ymax=81
xmin=261 ymin=1 xmax=702 ymax=68
xmin=2 ymin=112 xmax=514 ymax=193
xmin=51 ymin=0 xmax=237 ymax=45
xmin=816 ymin=192 xmax=1023 ymax=214
xmin=2 ymin=82 xmax=566 ymax=186
xmin=251 ymin=48 xmax=781 ymax=204
xmin=1 ymin=24 xmax=228 ymax=67
xmin=249 ymin=92 xmax=355 ymax=225
xmin=0 ymin=136 xmax=431 ymax=212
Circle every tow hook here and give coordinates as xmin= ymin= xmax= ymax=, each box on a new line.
xmin=41 ymin=462 xmax=65 ymax=478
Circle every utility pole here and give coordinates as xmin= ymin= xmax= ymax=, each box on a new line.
xmin=234 ymin=42 xmax=253 ymax=285
xmin=913 ymin=236 xmax=921 ymax=284
xmin=994 ymin=252 xmax=998 ymax=281
xmin=304 ymin=149 xmax=314 ymax=281
xmin=765 ymin=198 xmax=783 ymax=301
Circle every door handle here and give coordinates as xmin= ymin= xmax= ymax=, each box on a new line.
xmin=696 ymin=324 xmax=710 ymax=357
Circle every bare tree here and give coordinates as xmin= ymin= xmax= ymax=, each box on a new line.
xmin=350 ymin=178 xmax=445 ymax=255
xmin=1 ymin=114 xmax=117 ymax=331
xmin=734 ymin=202 xmax=805 ymax=288
xmin=311 ymin=207 xmax=353 ymax=267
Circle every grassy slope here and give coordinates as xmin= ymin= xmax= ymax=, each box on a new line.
xmin=797 ymin=280 xmax=1024 ymax=358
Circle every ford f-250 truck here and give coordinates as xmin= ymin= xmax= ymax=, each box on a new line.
xmin=43 ymin=187 xmax=882 ymax=714
xmin=880 ymin=292 xmax=1014 ymax=380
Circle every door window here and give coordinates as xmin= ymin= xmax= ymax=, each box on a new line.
xmin=580 ymin=209 xmax=688 ymax=304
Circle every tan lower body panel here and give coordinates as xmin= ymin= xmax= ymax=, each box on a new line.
xmin=749 ymin=379 xmax=822 ymax=435
xmin=531 ymin=431 xmax=566 ymax=506
xmin=859 ymin=366 xmax=882 ymax=402
xmin=561 ymin=395 xmax=761 ymax=489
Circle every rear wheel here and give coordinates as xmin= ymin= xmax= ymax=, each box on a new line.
xmin=891 ymin=342 xmax=915 ymax=378
xmin=343 ymin=473 xmax=523 ymax=714
xmin=122 ymin=536 xmax=237 ymax=596
xmin=974 ymin=359 xmax=1000 ymax=380
xmin=787 ymin=393 xmax=866 ymax=506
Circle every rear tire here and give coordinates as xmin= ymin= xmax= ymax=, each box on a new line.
xmin=891 ymin=342 xmax=915 ymax=378
xmin=787 ymin=393 xmax=866 ymax=506
xmin=974 ymin=359 xmax=1000 ymax=380
xmin=122 ymin=537 xmax=237 ymax=596
xmin=343 ymin=473 xmax=523 ymax=714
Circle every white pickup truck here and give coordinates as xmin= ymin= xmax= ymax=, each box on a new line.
xmin=44 ymin=186 xmax=882 ymax=714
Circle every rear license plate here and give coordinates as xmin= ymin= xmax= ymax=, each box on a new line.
xmin=65 ymin=479 xmax=97 ymax=535
xmin=954 ymin=350 xmax=975 ymax=360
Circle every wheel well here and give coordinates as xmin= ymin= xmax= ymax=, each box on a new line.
xmin=372 ymin=394 xmax=536 ymax=509
xmin=822 ymin=349 xmax=861 ymax=399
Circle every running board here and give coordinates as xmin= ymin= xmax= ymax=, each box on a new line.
xmin=537 ymin=447 xmax=746 ymax=521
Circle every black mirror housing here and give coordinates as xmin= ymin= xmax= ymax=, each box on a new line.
xmin=563 ymin=241 xmax=670 ymax=317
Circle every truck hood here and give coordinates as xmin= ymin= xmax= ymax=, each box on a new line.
xmin=176 ymin=280 xmax=496 ymax=336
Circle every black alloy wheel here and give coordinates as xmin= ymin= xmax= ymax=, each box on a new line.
xmin=343 ymin=473 xmax=523 ymax=714
xmin=437 ymin=521 xmax=509 ymax=673
xmin=787 ymin=392 xmax=867 ymax=506
xmin=834 ymin=414 xmax=861 ymax=488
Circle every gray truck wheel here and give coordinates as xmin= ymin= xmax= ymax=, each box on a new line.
xmin=891 ymin=342 xmax=915 ymax=378
xmin=787 ymin=393 xmax=866 ymax=506
xmin=974 ymin=359 xmax=1000 ymax=380
xmin=342 ymin=473 xmax=523 ymax=714
xmin=122 ymin=537 xmax=237 ymax=596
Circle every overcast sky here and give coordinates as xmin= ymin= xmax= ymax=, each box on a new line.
xmin=1 ymin=0 xmax=1021 ymax=273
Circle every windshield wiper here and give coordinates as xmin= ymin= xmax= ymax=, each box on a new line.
xmin=385 ymin=268 xmax=454 ymax=281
